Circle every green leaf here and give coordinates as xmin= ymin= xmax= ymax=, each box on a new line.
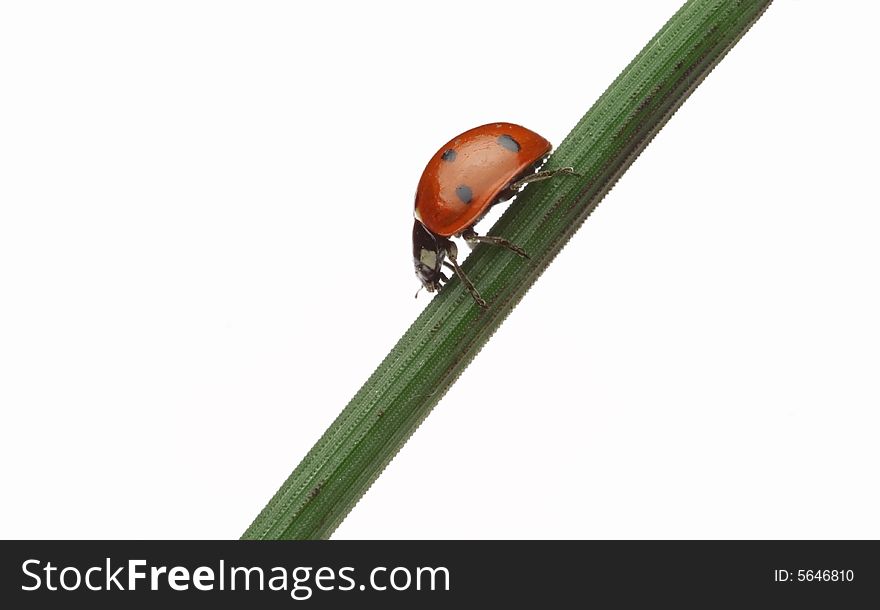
xmin=242 ymin=0 xmax=773 ymax=540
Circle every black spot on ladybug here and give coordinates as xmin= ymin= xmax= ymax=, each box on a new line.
xmin=455 ymin=185 xmax=473 ymax=204
xmin=441 ymin=148 xmax=457 ymax=162
xmin=497 ymin=134 xmax=521 ymax=153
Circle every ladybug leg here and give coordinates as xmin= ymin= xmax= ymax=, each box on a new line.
xmin=507 ymin=166 xmax=579 ymax=193
xmin=461 ymin=228 xmax=529 ymax=259
xmin=444 ymin=240 xmax=487 ymax=308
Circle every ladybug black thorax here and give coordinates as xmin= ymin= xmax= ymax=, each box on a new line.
xmin=412 ymin=219 xmax=447 ymax=292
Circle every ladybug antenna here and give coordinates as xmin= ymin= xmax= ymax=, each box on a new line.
xmin=414 ymin=285 xmax=424 ymax=299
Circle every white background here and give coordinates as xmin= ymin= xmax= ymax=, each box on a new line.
xmin=1 ymin=1 xmax=878 ymax=539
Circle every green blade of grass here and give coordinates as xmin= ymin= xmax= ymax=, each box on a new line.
xmin=243 ymin=0 xmax=773 ymax=540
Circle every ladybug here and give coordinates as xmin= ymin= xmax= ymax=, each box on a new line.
xmin=413 ymin=122 xmax=575 ymax=307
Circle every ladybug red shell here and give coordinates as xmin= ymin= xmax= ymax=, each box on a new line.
xmin=412 ymin=122 xmax=573 ymax=308
xmin=414 ymin=123 xmax=552 ymax=237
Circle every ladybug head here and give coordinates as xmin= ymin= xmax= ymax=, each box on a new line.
xmin=412 ymin=220 xmax=448 ymax=293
